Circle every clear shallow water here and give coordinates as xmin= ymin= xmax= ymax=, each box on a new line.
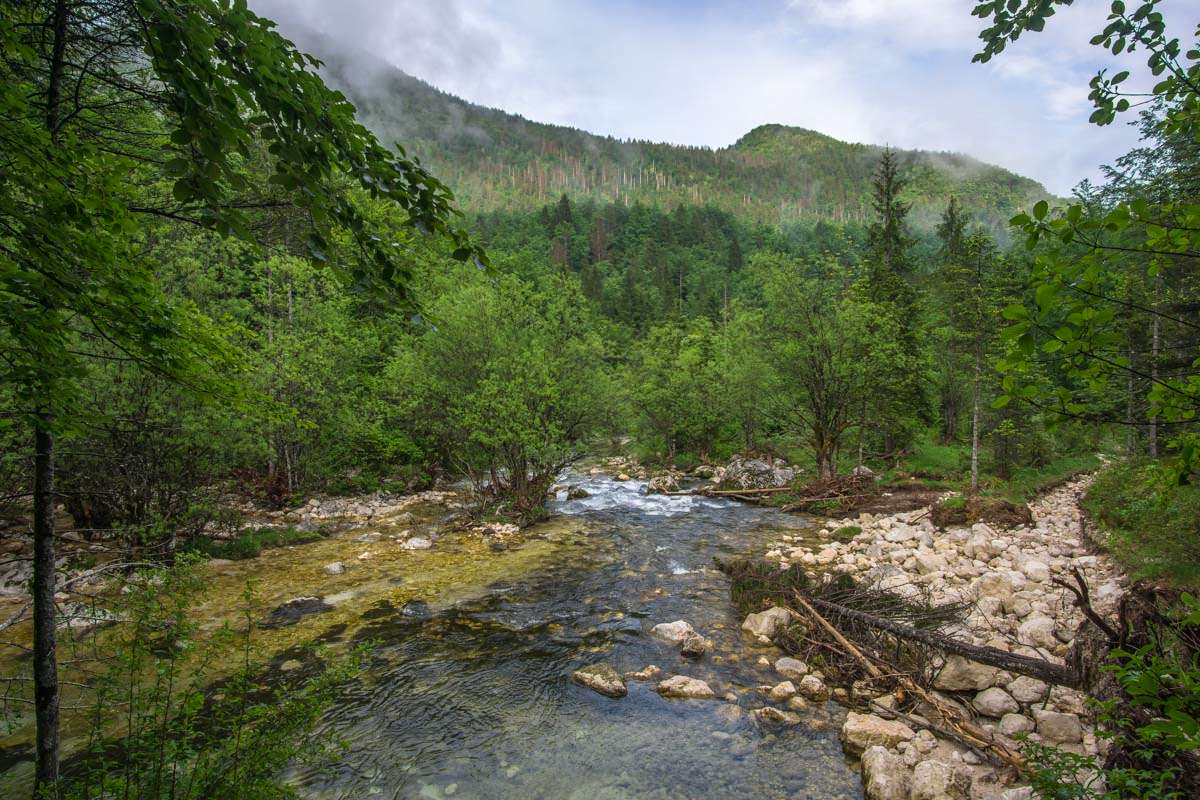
xmin=289 ymin=474 xmax=863 ymax=800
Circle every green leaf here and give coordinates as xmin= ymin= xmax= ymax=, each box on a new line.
xmin=1033 ymin=200 xmax=1049 ymax=220
xmin=1002 ymin=303 xmax=1029 ymax=320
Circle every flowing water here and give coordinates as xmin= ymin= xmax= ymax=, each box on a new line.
xmin=288 ymin=474 xmax=862 ymax=800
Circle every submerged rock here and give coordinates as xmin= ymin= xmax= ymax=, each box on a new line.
xmin=623 ymin=665 xmax=662 ymax=681
xmin=262 ymin=596 xmax=334 ymax=628
xmin=753 ymin=706 xmax=801 ymax=724
xmin=656 ymin=674 xmax=715 ymax=700
xmin=322 ymin=561 xmax=345 ymax=576
xmin=571 ymin=663 xmax=627 ymax=698
xmin=774 ymin=656 xmax=810 ymax=680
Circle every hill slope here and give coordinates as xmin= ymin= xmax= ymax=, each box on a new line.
xmin=298 ymin=32 xmax=1050 ymax=231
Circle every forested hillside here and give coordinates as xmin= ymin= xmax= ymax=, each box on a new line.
xmin=291 ymin=30 xmax=1051 ymax=232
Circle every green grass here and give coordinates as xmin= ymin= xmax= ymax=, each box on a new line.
xmin=1083 ymin=461 xmax=1200 ymax=587
xmin=187 ymin=526 xmax=325 ymax=560
xmin=987 ymin=454 xmax=1101 ymax=503
xmin=831 ymin=525 xmax=862 ymax=541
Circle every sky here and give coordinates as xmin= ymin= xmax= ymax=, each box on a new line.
xmin=248 ymin=0 xmax=1150 ymax=196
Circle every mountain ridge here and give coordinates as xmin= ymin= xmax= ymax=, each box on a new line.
xmin=290 ymin=28 xmax=1052 ymax=231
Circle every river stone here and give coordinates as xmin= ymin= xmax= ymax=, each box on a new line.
xmin=999 ymin=713 xmax=1035 ymax=736
xmin=840 ymin=712 xmax=915 ymax=754
xmin=741 ymin=606 xmax=791 ymax=638
xmin=657 ymin=675 xmax=715 ymax=700
xmin=1007 ymin=675 xmax=1049 ymax=703
xmin=768 ymin=681 xmax=797 ymax=701
xmin=650 ymin=619 xmax=695 ymax=644
xmin=1017 ymin=616 xmax=1058 ymax=650
xmin=797 ymin=674 xmax=829 ymax=702
xmin=680 ymin=632 xmax=708 ymax=658
xmin=261 ymin=596 xmax=333 ymax=628
xmin=973 ymin=573 xmax=1015 ymax=601
xmin=753 ymin=707 xmax=801 ymax=724
xmin=1019 ymin=559 xmax=1051 ymax=583
xmin=910 ymin=760 xmax=970 ymax=800
xmin=646 ymin=474 xmax=679 ymax=494
xmin=973 ymin=687 xmax=1019 ymax=718
xmin=624 ymin=665 xmax=662 ymax=681
xmin=565 ymin=485 xmax=590 ymax=500
xmin=322 ymin=561 xmax=345 ymax=576
xmin=933 ymin=655 xmax=999 ymax=691
xmin=861 ymin=746 xmax=910 ymax=800
xmin=719 ymin=455 xmax=794 ymax=490
xmin=572 ymin=664 xmax=627 ymax=698
xmin=1035 ymin=710 xmax=1084 ymax=743
xmin=775 ymin=656 xmax=809 ymax=680
xmin=402 ymin=537 xmax=433 ymax=550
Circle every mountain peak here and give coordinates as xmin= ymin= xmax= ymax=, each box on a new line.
xmin=731 ymin=125 xmax=842 ymax=155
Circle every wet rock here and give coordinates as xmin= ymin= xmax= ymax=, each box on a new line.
xmin=910 ymin=760 xmax=970 ymax=800
xmin=774 ymin=656 xmax=809 ymax=681
xmin=615 ymin=473 xmax=631 ymax=482
xmin=656 ymin=675 xmax=715 ymax=700
xmin=646 ymin=474 xmax=680 ymax=494
xmin=565 ymin=485 xmax=590 ymax=500
xmin=402 ymin=537 xmax=433 ymax=550
xmin=797 ymin=674 xmax=829 ymax=702
xmin=741 ymin=606 xmax=791 ymax=639
xmin=623 ymin=665 xmax=661 ymax=681
xmin=753 ymin=707 xmax=801 ymax=724
xmin=400 ymin=599 xmax=432 ymax=618
xmin=840 ymin=712 xmax=915 ymax=754
xmin=650 ymin=619 xmax=695 ymax=644
xmin=973 ymin=687 xmax=1019 ymax=718
xmin=572 ymin=663 xmax=627 ymax=698
xmin=322 ymin=561 xmax=345 ymax=576
xmin=1035 ymin=710 xmax=1084 ymax=743
xmin=262 ymin=596 xmax=333 ymax=628
xmin=933 ymin=655 xmax=999 ymax=691
xmin=680 ymin=632 xmax=708 ymax=658
xmin=768 ymin=681 xmax=797 ymax=702
xmin=861 ymin=745 xmax=909 ymax=800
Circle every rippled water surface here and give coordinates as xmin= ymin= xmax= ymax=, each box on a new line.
xmin=290 ymin=474 xmax=862 ymax=800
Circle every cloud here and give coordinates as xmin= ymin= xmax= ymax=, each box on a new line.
xmin=247 ymin=0 xmax=1146 ymax=195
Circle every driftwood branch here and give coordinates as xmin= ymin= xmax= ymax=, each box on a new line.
xmin=1052 ymin=567 xmax=1119 ymax=642
xmin=792 ymin=591 xmax=1024 ymax=773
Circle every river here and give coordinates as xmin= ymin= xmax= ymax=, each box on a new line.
xmin=287 ymin=472 xmax=862 ymax=800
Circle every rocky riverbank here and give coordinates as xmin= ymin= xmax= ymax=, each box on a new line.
xmin=764 ymin=476 xmax=1122 ymax=799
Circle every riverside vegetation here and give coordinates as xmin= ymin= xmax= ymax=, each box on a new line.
xmin=0 ymin=1 xmax=1198 ymax=799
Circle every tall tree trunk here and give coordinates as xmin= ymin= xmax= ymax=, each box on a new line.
xmin=1149 ymin=270 xmax=1161 ymax=458
xmin=1126 ymin=340 xmax=1136 ymax=460
xmin=33 ymin=422 xmax=60 ymax=793
xmin=36 ymin=2 xmax=69 ymax=791
xmin=970 ymin=349 xmax=981 ymax=494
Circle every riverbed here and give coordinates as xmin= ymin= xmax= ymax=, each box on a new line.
xmin=2 ymin=473 xmax=863 ymax=799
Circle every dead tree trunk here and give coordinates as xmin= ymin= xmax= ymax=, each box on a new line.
xmin=804 ymin=595 xmax=1080 ymax=687
xmin=33 ymin=423 xmax=60 ymax=790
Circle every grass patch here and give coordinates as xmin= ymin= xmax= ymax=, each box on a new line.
xmin=987 ymin=453 xmax=1100 ymax=503
xmin=1083 ymin=462 xmax=1200 ymax=587
xmin=187 ymin=526 xmax=325 ymax=560
xmin=831 ymin=525 xmax=862 ymax=541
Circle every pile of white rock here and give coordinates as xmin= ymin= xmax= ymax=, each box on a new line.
xmin=761 ymin=477 xmax=1126 ymax=800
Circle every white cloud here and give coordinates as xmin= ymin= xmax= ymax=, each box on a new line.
xmin=247 ymin=0 xmax=1148 ymax=195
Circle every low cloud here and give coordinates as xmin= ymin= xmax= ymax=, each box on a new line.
xmin=248 ymin=0 xmax=1147 ymax=195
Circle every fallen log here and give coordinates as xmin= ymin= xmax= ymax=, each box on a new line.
xmin=780 ymin=493 xmax=874 ymax=512
xmin=791 ymin=592 xmax=1024 ymax=773
xmin=804 ymin=594 xmax=1080 ymax=688
xmin=660 ymin=486 xmax=795 ymax=497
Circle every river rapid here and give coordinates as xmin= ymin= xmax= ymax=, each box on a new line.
xmin=288 ymin=473 xmax=862 ymax=800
